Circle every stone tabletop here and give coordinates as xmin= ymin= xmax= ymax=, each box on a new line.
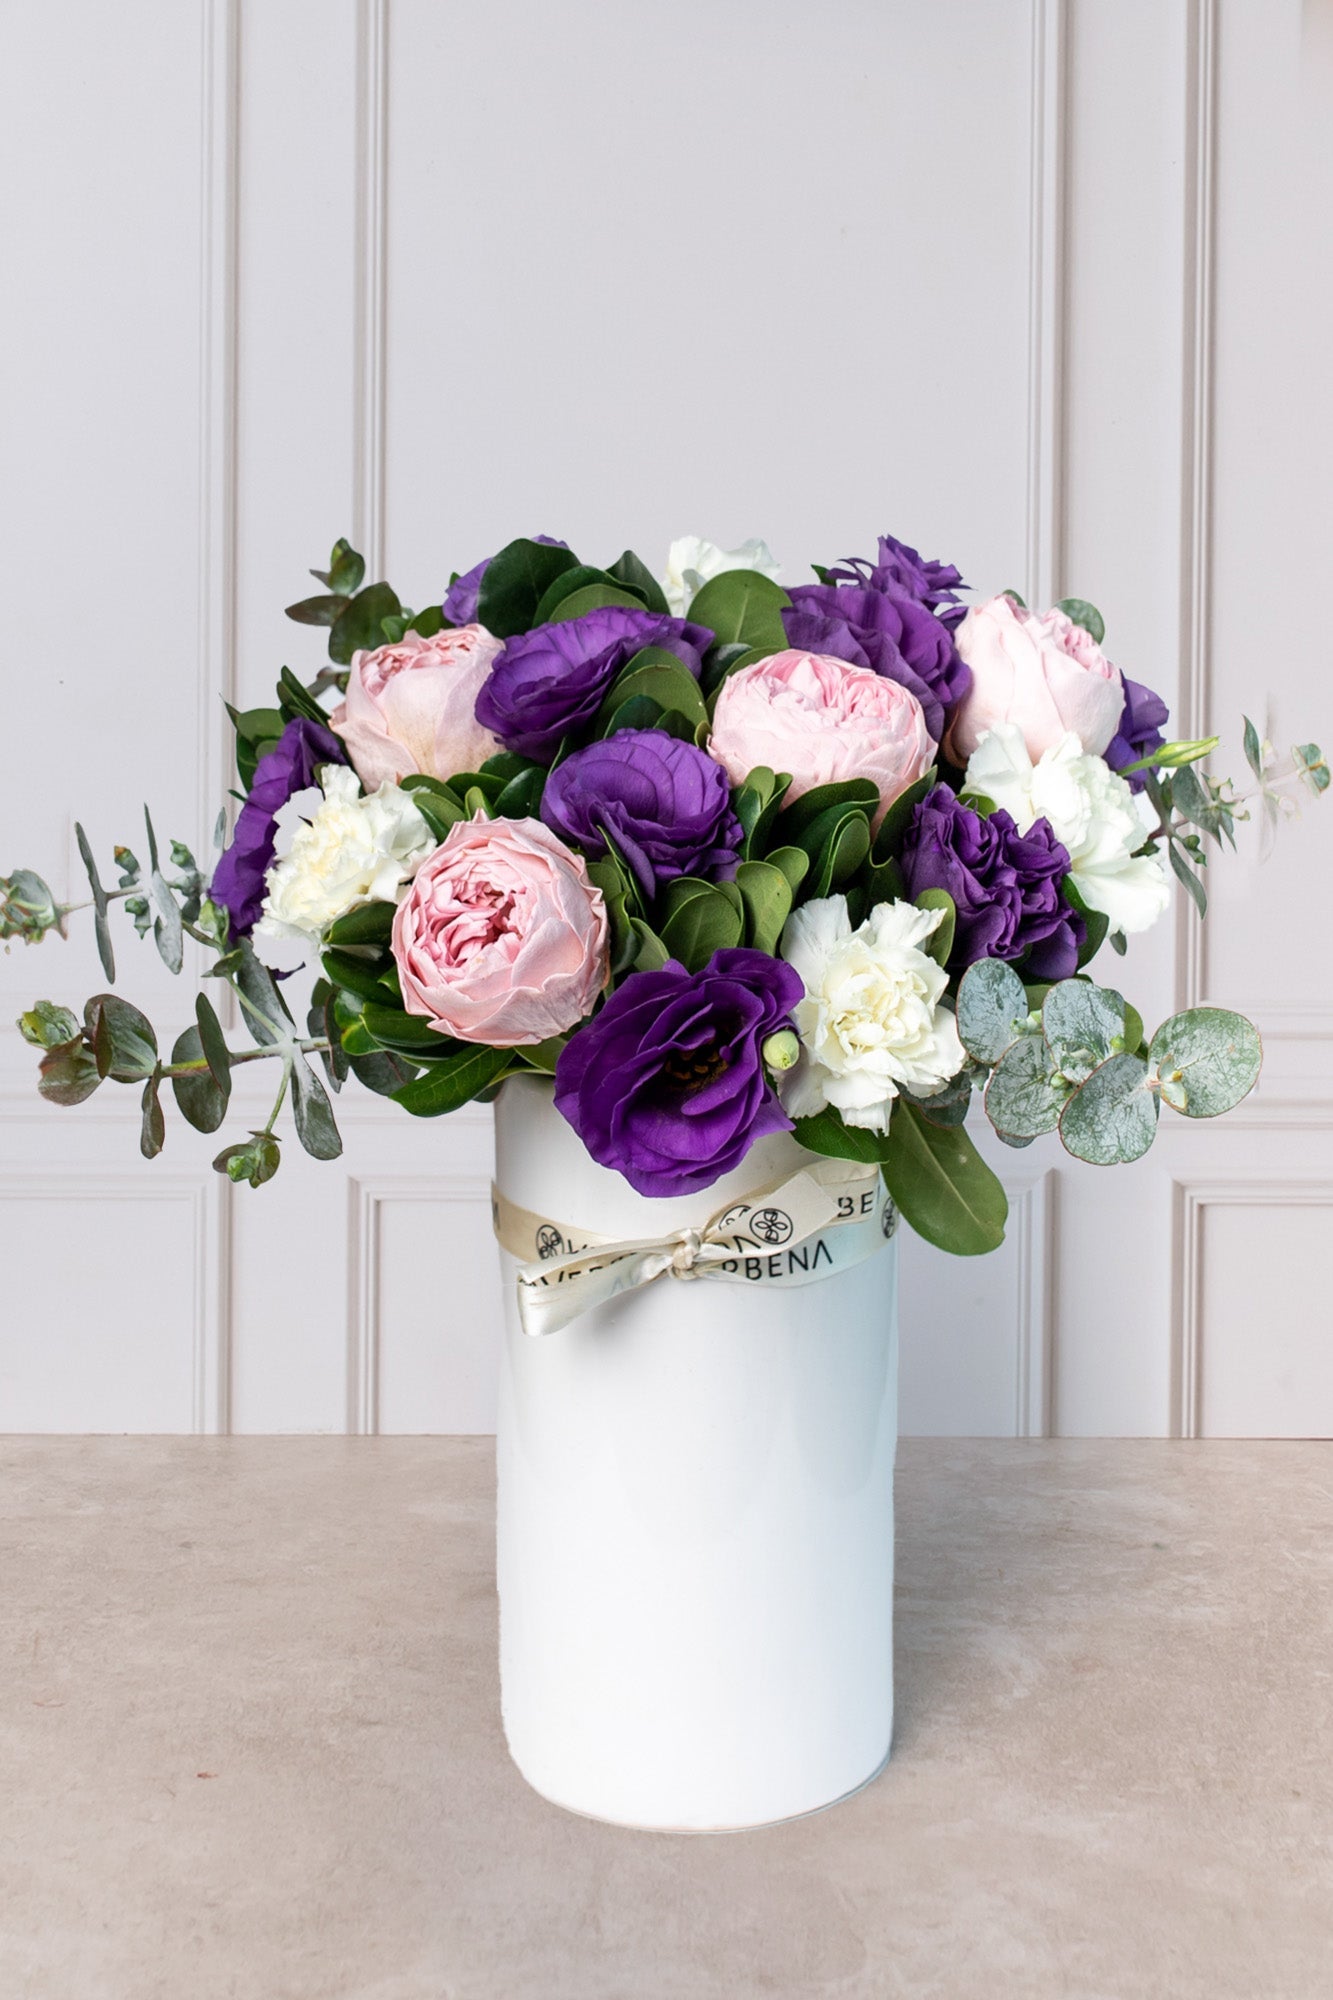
xmin=3 ymin=1437 xmax=1330 ymax=2000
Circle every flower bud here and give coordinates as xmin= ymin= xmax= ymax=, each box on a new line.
xmin=762 ymin=1028 xmax=801 ymax=1073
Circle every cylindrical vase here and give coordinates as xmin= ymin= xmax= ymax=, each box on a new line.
xmin=493 ymin=1073 xmax=899 ymax=1832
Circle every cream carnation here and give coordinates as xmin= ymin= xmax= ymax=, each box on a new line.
xmin=779 ymin=896 xmax=965 ymax=1133
xmin=661 ymin=534 xmax=781 ymax=617
xmin=963 ymin=723 xmax=1170 ymax=936
xmin=257 ymin=766 xmax=433 ymax=946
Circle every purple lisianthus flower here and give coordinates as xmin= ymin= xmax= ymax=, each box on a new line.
xmin=823 ymin=533 xmax=966 ymax=614
xmin=541 ymin=729 xmax=742 ymax=900
xmin=554 ymin=947 xmax=803 ymax=1197
xmin=899 ymin=786 xmax=1085 ymax=980
xmin=475 ymin=606 xmax=713 ymax=761
xmin=1105 ymin=674 xmax=1170 ymax=792
xmin=210 ymin=717 xmax=347 ymax=939
xmin=441 ymin=533 xmax=566 ymax=626
xmin=782 ymin=582 xmax=970 ymax=743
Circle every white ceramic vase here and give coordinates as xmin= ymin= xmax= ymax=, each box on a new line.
xmin=493 ymin=1073 xmax=899 ymax=1832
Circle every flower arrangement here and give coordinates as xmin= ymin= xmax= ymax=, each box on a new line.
xmin=5 ymin=529 xmax=1325 ymax=1255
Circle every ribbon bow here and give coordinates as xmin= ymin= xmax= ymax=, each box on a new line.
xmin=492 ymin=1155 xmax=895 ymax=1337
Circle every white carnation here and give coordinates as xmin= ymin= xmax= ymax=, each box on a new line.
xmin=257 ymin=765 xmax=434 ymax=947
xmin=963 ymin=723 xmax=1171 ymax=936
xmin=779 ymin=896 xmax=965 ymax=1134
xmin=661 ymin=534 xmax=780 ymax=617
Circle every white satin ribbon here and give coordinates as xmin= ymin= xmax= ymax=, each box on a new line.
xmin=492 ymin=1154 xmax=898 ymax=1337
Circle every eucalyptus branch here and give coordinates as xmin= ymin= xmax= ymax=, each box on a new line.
xmin=159 ymin=1036 xmax=329 ymax=1080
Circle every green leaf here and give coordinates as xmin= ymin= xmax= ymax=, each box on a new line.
xmin=347 ymin=1048 xmax=419 ymax=1097
xmin=659 ymin=879 xmax=744 ymax=970
xmin=762 ymin=845 xmax=809 ymax=899
xmin=1041 ymin=979 xmax=1126 ymax=1082
xmin=492 ymin=764 xmax=546 ymax=819
xmin=74 ymin=822 xmax=115 ymax=981
xmin=607 ymin=549 xmax=669 ymax=615
xmin=37 ymin=1038 xmax=101 ymax=1107
xmin=531 ymin=564 xmax=634 ymax=625
xmin=1055 ymin=598 xmax=1105 ymax=646
xmin=230 ymin=942 xmax=296 ymax=1045
xmin=870 ymin=768 xmax=938 ymax=862
xmin=1168 ymin=837 xmax=1207 ymax=918
xmin=630 ymin=919 xmax=671 ymax=971
xmin=983 ymin=1036 xmax=1065 ymax=1139
xmin=686 ymin=570 xmax=790 ymax=653
xmin=1058 ymin=1052 xmax=1158 ymax=1164
xmin=1294 ymin=742 xmax=1330 ymax=794
xmin=914 ymin=888 xmax=955 ymax=969
xmin=775 ymin=778 xmax=880 ymax=846
xmin=360 ymin=1000 xmax=459 ymax=1059
xmin=170 ymin=1026 xmax=228 ymax=1133
xmin=734 ymin=860 xmax=794 ymax=956
xmin=955 ymin=958 xmax=1031 ymax=1065
xmin=284 ymin=593 xmax=346 ymax=627
xmin=18 ymin=1001 xmax=80 ymax=1050
xmin=327 ymin=581 xmax=403 ymax=665
xmin=1057 ymin=874 xmax=1108 ymax=969
xmin=1148 ymin=1007 xmax=1262 ymax=1118
xmin=792 ymin=1108 xmax=895 ymax=1164
xmin=907 ymin=1068 xmax=973 ymax=1129
xmin=513 ymin=1035 xmax=567 ymax=1075
xmin=804 ymin=810 xmax=872 ymax=902
xmin=324 ymin=900 xmax=397 ymax=947
xmin=407 ymin=604 xmax=444 ymax=639
xmin=213 ymin=1130 xmax=282 ymax=1188
xmin=1242 ymin=715 xmax=1264 ymax=782
xmin=140 ymin=1069 xmax=165 ymax=1159
xmin=321 ymin=946 xmax=398 ymax=1007
xmin=85 ymin=993 xmax=158 ymax=1082
xmin=585 ymin=855 xmax=639 ymax=978
xmin=399 ymin=774 xmax=465 ymax=841
xmin=549 ymin=582 xmax=645 ymax=622
xmin=1119 ymin=736 xmax=1219 ymax=777
xmin=882 ymin=1101 xmax=1008 ymax=1256
xmin=595 ymin=649 xmax=709 ymax=733
xmin=142 ymin=805 xmax=185 ymax=975
xmin=392 ymin=1043 xmax=512 ymax=1117
xmin=291 ymin=1056 xmax=343 ymax=1160
xmin=1170 ymin=763 xmax=1232 ymax=843
xmin=309 ymin=538 xmax=365 ymax=597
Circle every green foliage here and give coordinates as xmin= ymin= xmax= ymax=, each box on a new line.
xmin=170 ymin=1026 xmax=229 ymax=1133
xmin=1058 ymin=1052 xmax=1158 ymax=1164
xmin=308 ymin=537 xmax=366 ymax=598
xmin=955 ymin=958 xmax=1031 ymax=1066
xmin=882 ymin=1101 xmax=1008 ymax=1255
xmin=18 ymin=1000 xmax=80 ymax=1049
xmin=732 ymin=766 xmax=792 ymax=858
xmin=1054 ymin=598 xmax=1105 ymax=646
xmin=85 ymin=994 xmax=158 ymax=1082
xmin=140 ymin=1070 xmax=165 ymax=1160
xmin=391 ymin=1043 xmax=513 ymax=1116
xmin=1 ymin=870 xmax=64 ymax=946
xmin=323 ymin=582 xmax=404 ymax=666
xmin=983 ymin=1036 xmax=1066 ymax=1140
xmin=1148 ymin=1007 xmax=1261 ymax=1118
xmin=595 ymin=648 xmax=709 ymax=736
xmin=914 ymin=888 xmax=955 ymax=969
xmin=290 ymin=1056 xmax=343 ymax=1160
xmin=734 ymin=859 xmax=794 ymax=955
xmin=658 ymin=877 xmax=744 ymax=969
xmin=213 ymin=1131 xmax=282 ymax=1189
xmin=476 ymin=539 xmax=580 ymax=637
xmin=792 ymin=1109 xmax=894 ymax=1164
xmin=687 ymin=569 xmax=790 ymax=657
xmin=607 ymin=548 xmax=669 ymax=615
xmin=324 ymin=900 xmax=397 ymax=947
xmin=74 ymin=823 xmax=115 ymax=980
xmin=1040 ymin=979 xmax=1126 ymax=1082
xmin=37 ymin=1038 xmax=101 ymax=1107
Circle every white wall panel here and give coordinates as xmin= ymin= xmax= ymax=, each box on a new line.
xmin=2 ymin=0 xmax=1330 ymax=1435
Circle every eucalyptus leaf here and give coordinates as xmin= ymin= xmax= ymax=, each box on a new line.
xmin=170 ymin=1027 xmax=228 ymax=1133
xmin=1058 ymin=1052 xmax=1158 ymax=1164
xmin=284 ymin=593 xmax=346 ymax=627
xmin=37 ymin=1039 xmax=102 ymax=1107
xmin=18 ymin=1001 xmax=80 ymax=1050
xmin=1041 ymin=979 xmax=1126 ymax=1082
xmin=74 ymin=822 xmax=115 ymax=981
xmin=234 ymin=943 xmax=297 ymax=1043
xmin=1242 ymin=715 xmax=1265 ymax=782
xmin=1168 ymin=838 xmax=1207 ymax=917
xmin=882 ymin=1101 xmax=1008 ymax=1256
xmin=140 ymin=1069 xmax=166 ymax=1159
xmin=984 ymin=1035 xmax=1065 ymax=1138
xmin=327 ymin=581 xmax=403 ymax=665
xmin=213 ymin=1130 xmax=282 ymax=1187
xmin=85 ymin=993 xmax=158 ymax=1082
xmin=955 ymin=958 xmax=1031 ymax=1065
xmin=1148 ymin=1007 xmax=1261 ymax=1118
xmin=144 ymin=806 xmax=184 ymax=974
xmin=291 ymin=1056 xmax=343 ymax=1160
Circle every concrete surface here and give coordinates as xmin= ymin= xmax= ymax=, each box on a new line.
xmin=2 ymin=1437 xmax=1330 ymax=2000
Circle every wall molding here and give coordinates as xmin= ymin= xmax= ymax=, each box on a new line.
xmin=1170 ymin=1175 xmax=1333 ymax=1437
xmin=354 ymin=0 xmax=389 ymax=577
xmin=346 ymin=1172 xmax=489 ymax=1434
xmin=1024 ymin=0 xmax=1067 ymax=610
xmin=0 ymin=1174 xmax=229 ymax=1432
xmin=1009 ymin=1169 xmax=1055 ymax=1438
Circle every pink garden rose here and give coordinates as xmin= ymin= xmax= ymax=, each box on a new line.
xmin=331 ymin=626 xmax=503 ymax=790
xmin=707 ymin=650 xmax=935 ymax=828
xmin=944 ymin=595 xmax=1125 ymax=765
xmin=391 ymin=817 xmax=608 ymax=1046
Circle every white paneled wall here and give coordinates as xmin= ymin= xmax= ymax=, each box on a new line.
xmin=2 ymin=0 xmax=1330 ymax=1436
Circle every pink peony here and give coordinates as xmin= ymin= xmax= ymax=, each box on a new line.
xmin=331 ymin=625 xmax=503 ymax=790
xmin=707 ymin=650 xmax=935 ymax=828
xmin=944 ymin=595 xmax=1125 ymax=765
xmin=391 ymin=817 xmax=608 ymax=1046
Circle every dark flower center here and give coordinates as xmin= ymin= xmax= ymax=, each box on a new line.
xmin=660 ymin=1041 xmax=728 ymax=1095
